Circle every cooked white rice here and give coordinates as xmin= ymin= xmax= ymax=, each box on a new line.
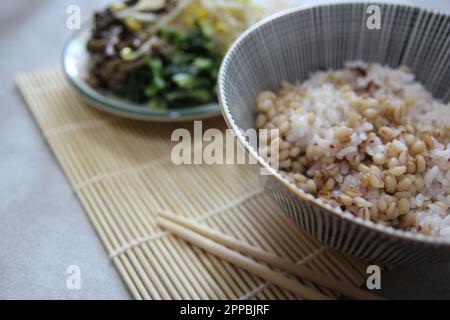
xmin=256 ymin=61 xmax=450 ymax=237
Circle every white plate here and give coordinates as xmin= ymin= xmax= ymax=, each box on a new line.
xmin=62 ymin=21 xmax=221 ymax=122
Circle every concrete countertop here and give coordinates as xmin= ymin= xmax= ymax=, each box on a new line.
xmin=0 ymin=0 xmax=449 ymax=299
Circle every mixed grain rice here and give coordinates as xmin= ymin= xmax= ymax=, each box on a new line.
xmin=256 ymin=61 xmax=450 ymax=237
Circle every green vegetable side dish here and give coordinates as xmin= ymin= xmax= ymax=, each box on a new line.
xmin=118 ymin=25 xmax=221 ymax=108
xmin=85 ymin=0 xmax=266 ymax=110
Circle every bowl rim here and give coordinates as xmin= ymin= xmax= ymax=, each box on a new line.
xmin=62 ymin=20 xmax=221 ymax=122
xmin=218 ymin=1 xmax=450 ymax=247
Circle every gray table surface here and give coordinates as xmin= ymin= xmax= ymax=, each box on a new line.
xmin=1 ymin=0 xmax=449 ymax=300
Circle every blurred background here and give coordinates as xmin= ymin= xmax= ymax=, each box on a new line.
xmin=0 ymin=0 xmax=449 ymax=299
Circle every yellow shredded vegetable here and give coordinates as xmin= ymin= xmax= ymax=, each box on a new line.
xmin=179 ymin=0 xmax=266 ymax=53
xmin=115 ymin=0 xmax=269 ymax=60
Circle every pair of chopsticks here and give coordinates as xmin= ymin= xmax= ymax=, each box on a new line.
xmin=157 ymin=211 xmax=382 ymax=300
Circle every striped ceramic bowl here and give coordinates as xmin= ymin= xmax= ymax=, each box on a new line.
xmin=218 ymin=2 xmax=450 ymax=265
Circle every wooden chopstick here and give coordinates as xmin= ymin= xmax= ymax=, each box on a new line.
xmin=158 ymin=211 xmax=383 ymax=300
xmin=156 ymin=216 xmax=330 ymax=300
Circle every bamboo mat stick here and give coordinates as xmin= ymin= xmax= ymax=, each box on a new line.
xmin=156 ymin=217 xmax=329 ymax=300
xmin=159 ymin=211 xmax=382 ymax=300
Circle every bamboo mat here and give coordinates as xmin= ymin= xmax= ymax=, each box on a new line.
xmin=15 ymin=70 xmax=369 ymax=300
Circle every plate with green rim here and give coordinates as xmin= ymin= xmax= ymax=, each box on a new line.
xmin=62 ymin=21 xmax=221 ymax=122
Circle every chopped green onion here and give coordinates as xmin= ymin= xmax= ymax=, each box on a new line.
xmin=172 ymin=73 xmax=195 ymax=89
xmin=193 ymin=58 xmax=213 ymax=70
